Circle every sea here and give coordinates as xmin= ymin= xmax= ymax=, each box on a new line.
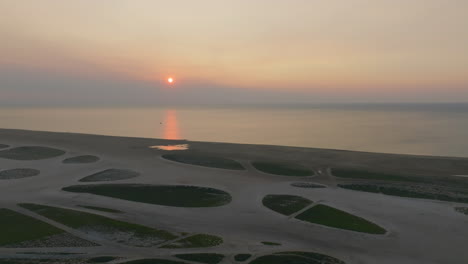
xmin=1 ymin=103 xmax=468 ymax=157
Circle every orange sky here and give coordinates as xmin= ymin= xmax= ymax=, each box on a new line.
xmin=1 ymin=0 xmax=467 ymax=105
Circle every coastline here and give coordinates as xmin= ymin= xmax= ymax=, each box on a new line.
xmin=1 ymin=128 xmax=468 ymax=263
xmin=2 ymin=128 xmax=468 ymax=175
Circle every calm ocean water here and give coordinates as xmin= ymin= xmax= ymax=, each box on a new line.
xmin=1 ymin=103 xmax=468 ymax=157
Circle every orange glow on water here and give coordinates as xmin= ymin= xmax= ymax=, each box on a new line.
xmin=151 ymin=144 xmax=188 ymax=151
xmin=163 ymin=110 xmax=180 ymax=140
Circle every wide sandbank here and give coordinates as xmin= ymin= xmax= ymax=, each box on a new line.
xmin=0 ymin=128 xmax=468 ymax=264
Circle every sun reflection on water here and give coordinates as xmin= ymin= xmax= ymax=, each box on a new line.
xmin=150 ymin=144 xmax=189 ymax=151
xmin=150 ymin=110 xmax=189 ymax=151
xmin=163 ymin=110 xmax=181 ymax=140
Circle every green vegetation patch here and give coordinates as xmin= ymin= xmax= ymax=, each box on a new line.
xmin=161 ymin=234 xmax=223 ymax=248
xmin=252 ymin=161 xmax=313 ymax=176
xmin=331 ymin=168 xmax=415 ymax=182
xmin=338 ymin=184 xmax=468 ymax=203
xmin=0 ymin=168 xmax=40 ymax=180
xmin=0 ymin=208 xmax=94 ymax=247
xmin=0 ymin=260 xmax=87 ymax=264
xmin=79 ymin=169 xmax=140 ymax=182
xmin=0 ymin=208 xmax=64 ymax=246
xmin=87 ymin=256 xmax=118 ymax=263
xmin=262 ymin=195 xmax=312 ymax=216
xmin=175 ymin=253 xmax=224 ymax=264
xmin=77 ymin=205 xmax=122 ymax=213
xmin=261 ymin=241 xmax=281 ymax=246
xmin=455 ymin=207 xmax=468 ymax=215
xmin=0 ymin=260 xmax=29 ymax=264
xmin=162 ymin=153 xmax=244 ymax=170
xmin=291 ymin=182 xmax=326 ymax=188
xmin=63 ymin=184 xmax=232 ymax=207
xmin=16 ymin=252 xmax=82 ymax=255
xmin=249 ymin=251 xmax=345 ymax=264
xmin=121 ymin=259 xmax=187 ymax=264
xmin=19 ymin=203 xmax=177 ymax=247
xmin=0 ymin=146 xmax=65 ymax=160
xmin=295 ymin=204 xmax=386 ymax=234
xmin=63 ymin=155 xmax=100 ymax=164
xmin=234 ymin=254 xmax=252 ymax=262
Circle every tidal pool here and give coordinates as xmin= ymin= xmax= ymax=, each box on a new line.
xmin=150 ymin=144 xmax=189 ymax=151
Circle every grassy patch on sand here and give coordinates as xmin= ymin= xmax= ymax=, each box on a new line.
xmin=121 ymin=260 xmax=187 ymax=264
xmin=291 ymin=182 xmax=326 ymax=188
xmin=333 ymin=168 xmax=468 ymax=190
xmin=295 ymin=204 xmax=386 ymax=234
xmin=0 ymin=260 xmax=85 ymax=264
xmin=331 ymin=168 xmax=415 ymax=182
xmin=63 ymin=155 xmax=100 ymax=164
xmin=261 ymin=241 xmax=281 ymax=246
xmin=0 ymin=146 xmax=65 ymax=160
xmin=249 ymin=251 xmax=345 ymax=264
xmin=161 ymin=234 xmax=223 ymax=248
xmin=87 ymin=256 xmax=118 ymax=263
xmin=79 ymin=169 xmax=140 ymax=182
xmin=0 ymin=208 xmax=64 ymax=246
xmin=77 ymin=205 xmax=122 ymax=213
xmin=234 ymin=254 xmax=252 ymax=262
xmin=162 ymin=153 xmax=245 ymax=170
xmin=16 ymin=252 xmax=82 ymax=255
xmin=262 ymin=195 xmax=312 ymax=216
xmin=338 ymin=184 xmax=468 ymax=203
xmin=0 ymin=168 xmax=40 ymax=180
xmin=175 ymin=253 xmax=224 ymax=264
xmin=252 ymin=161 xmax=313 ymax=176
xmin=19 ymin=203 xmax=177 ymax=247
xmin=63 ymin=184 xmax=232 ymax=207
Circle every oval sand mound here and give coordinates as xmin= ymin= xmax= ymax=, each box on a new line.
xmin=0 ymin=146 xmax=65 ymax=160
xmin=63 ymin=155 xmax=100 ymax=164
xmin=63 ymin=184 xmax=232 ymax=207
xmin=79 ymin=169 xmax=140 ymax=182
xmin=162 ymin=153 xmax=245 ymax=170
xmin=252 ymin=161 xmax=313 ymax=176
xmin=0 ymin=168 xmax=40 ymax=180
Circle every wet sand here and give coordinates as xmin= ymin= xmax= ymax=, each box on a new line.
xmin=1 ymin=128 xmax=468 ymax=264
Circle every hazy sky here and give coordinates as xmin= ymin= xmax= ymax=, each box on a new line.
xmin=1 ymin=0 xmax=467 ymax=106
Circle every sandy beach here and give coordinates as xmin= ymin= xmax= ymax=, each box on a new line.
xmin=1 ymin=128 xmax=468 ymax=264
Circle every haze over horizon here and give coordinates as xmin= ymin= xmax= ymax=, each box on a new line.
xmin=1 ymin=0 xmax=467 ymax=106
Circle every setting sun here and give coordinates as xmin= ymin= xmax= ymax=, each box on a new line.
xmin=167 ymin=77 xmax=174 ymax=84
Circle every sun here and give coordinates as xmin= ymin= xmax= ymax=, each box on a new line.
xmin=167 ymin=77 xmax=174 ymax=84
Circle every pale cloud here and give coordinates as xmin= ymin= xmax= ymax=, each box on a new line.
xmin=0 ymin=0 xmax=467 ymax=105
